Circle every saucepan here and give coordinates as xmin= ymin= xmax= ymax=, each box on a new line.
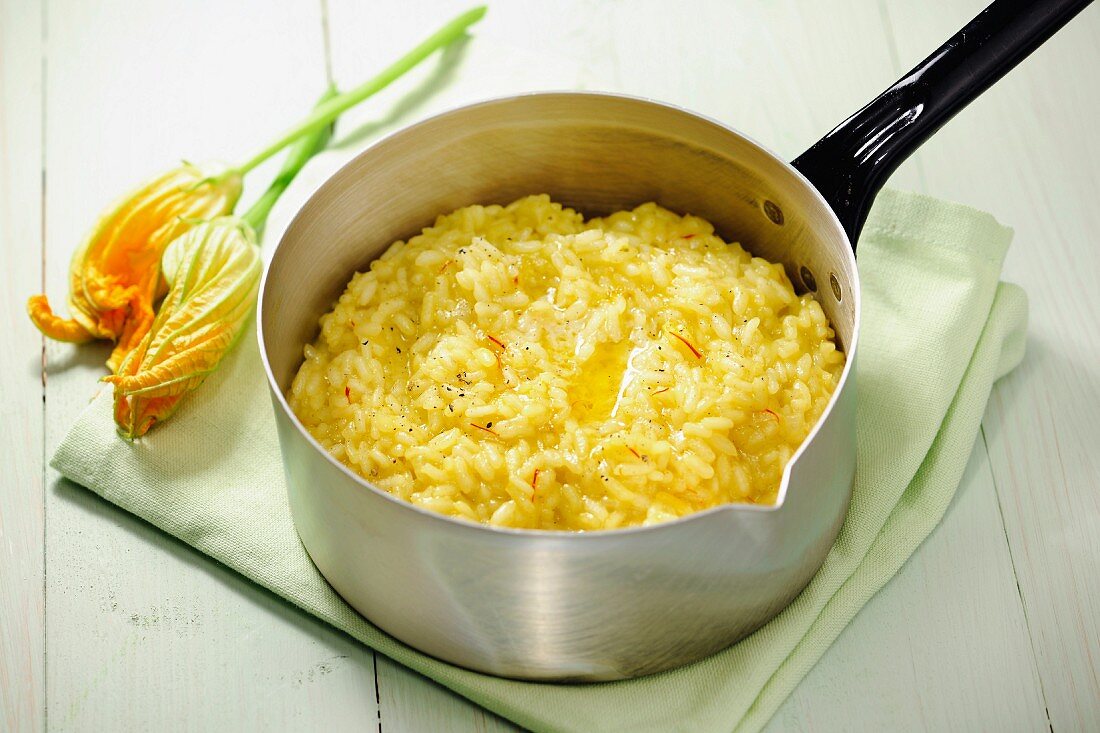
xmin=259 ymin=0 xmax=1090 ymax=680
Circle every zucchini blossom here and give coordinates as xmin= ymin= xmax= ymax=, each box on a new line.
xmin=104 ymin=218 xmax=260 ymax=438
xmin=28 ymin=165 xmax=241 ymax=372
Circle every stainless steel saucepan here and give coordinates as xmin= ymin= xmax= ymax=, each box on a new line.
xmin=259 ymin=0 xmax=1090 ymax=680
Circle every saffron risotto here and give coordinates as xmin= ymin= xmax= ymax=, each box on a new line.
xmin=288 ymin=195 xmax=845 ymax=531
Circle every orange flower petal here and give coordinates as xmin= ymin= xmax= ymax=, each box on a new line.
xmin=26 ymin=295 xmax=94 ymax=342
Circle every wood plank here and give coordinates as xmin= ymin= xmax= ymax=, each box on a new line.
xmin=881 ymin=2 xmax=1100 ymax=729
xmin=322 ymin=2 xmax=575 ymax=728
xmin=0 ymin=0 xmax=46 ymax=730
xmin=39 ymin=0 xmax=378 ymax=729
xmin=768 ymin=2 xmax=1050 ymax=727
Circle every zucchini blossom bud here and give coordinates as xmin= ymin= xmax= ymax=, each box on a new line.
xmin=104 ymin=217 xmax=260 ymax=438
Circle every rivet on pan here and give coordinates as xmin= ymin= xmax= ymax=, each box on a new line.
xmin=830 ymin=272 xmax=842 ymax=301
xmin=763 ymin=200 xmax=784 ymax=225
xmin=799 ymin=266 xmax=817 ymax=292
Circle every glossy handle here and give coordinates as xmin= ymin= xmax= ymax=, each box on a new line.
xmin=792 ymin=0 xmax=1093 ymax=246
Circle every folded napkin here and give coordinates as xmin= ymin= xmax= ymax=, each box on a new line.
xmin=53 ymin=188 xmax=1027 ymax=733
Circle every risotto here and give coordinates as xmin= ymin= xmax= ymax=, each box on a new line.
xmin=288 ymin=195 xmax=845 ymax=531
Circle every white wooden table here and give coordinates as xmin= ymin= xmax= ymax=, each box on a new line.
xmin=3 ymin=0 xmax=1099 ymax=730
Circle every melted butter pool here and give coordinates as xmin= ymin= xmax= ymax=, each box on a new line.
xmin=570 ymin=340 xmax=647 ymax=422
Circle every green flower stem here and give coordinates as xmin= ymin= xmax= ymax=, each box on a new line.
xmin=235 ymin=5 xmax=486 ymax=176
xmin=241 ymin=85 xmax=339 ymax=234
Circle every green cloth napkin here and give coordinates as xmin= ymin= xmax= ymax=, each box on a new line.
xmin=53 ymin=188 xmax=1028 ymax=733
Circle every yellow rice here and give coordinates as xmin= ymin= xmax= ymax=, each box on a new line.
xmin=288 ymin=195 xmax=845 ymax=531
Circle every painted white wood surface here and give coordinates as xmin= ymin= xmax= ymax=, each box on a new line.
xmin=0 ymin=0 xmax=1096 ymax=731
xmin=0 ymin=0 xmax=45 ymax=730
xmin=885 ymin=2 xmax=1100 ymax=728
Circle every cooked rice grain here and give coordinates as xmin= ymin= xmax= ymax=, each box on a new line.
xmin=288 ymin=195 xmax=845 ymax=530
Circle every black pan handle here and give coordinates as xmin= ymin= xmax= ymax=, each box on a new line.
xmin=792 ymin=0 xmax=1093 ymax=246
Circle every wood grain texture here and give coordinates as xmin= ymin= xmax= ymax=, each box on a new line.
xmin=1 ymin=0 xmax=1096 ymax=730
xmin=883 ymin=2 xmax=1100 ymax=729
xmin=0 ymin=0 xmax=46 ymax=730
